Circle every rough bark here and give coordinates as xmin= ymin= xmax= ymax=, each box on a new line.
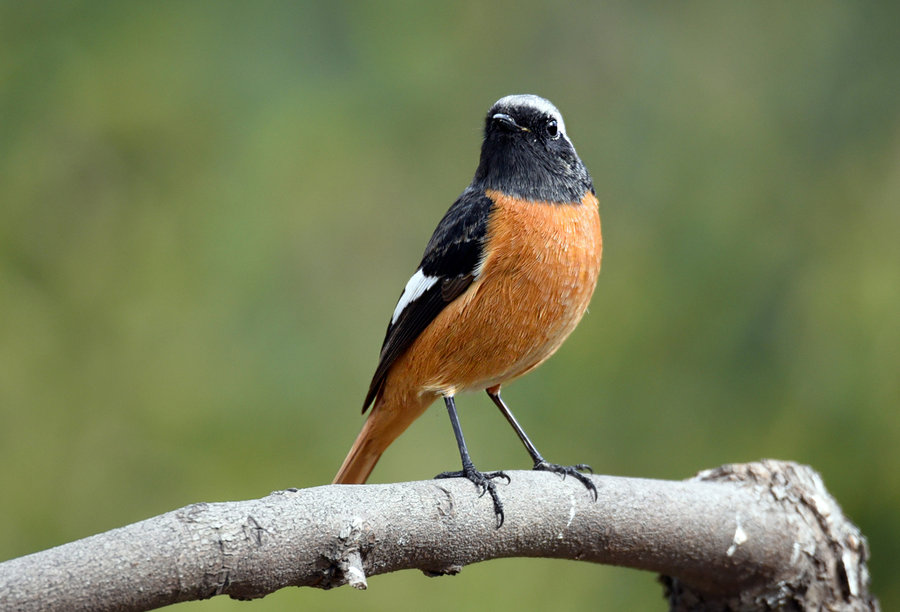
xmin=0 ymin=460 xmax=878 ymax=611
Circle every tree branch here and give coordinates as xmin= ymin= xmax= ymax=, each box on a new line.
xmin=0 ymin=460 xmax=877 ymax=611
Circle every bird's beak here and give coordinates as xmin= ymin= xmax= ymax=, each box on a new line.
xmin=492 ymin=113 xmax=528 ymax=132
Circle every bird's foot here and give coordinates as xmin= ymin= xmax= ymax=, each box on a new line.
xmin=533 ymin=461 xmax=598 ymax=501
xmin=435 ymin=466 xmax=510 ymax=527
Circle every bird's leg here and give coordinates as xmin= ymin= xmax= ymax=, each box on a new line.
xmin=435 ymin=395 xmax=510 ymax=527
xmin=486 ymin=387 xmax=597 ymax=501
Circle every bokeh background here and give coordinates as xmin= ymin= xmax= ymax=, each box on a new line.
xmin=2 ymin=2 xmax=898 ymax=610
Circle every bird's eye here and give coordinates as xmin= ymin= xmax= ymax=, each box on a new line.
xmin=546 ymin=119 xmax=559 ymax=139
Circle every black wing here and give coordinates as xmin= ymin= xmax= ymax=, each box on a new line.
xmin=362 ymin=187 xmax=494 ymax=412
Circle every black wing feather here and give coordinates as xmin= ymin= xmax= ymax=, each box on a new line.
xmin=362 ymin=188 xmax=494 ymax=412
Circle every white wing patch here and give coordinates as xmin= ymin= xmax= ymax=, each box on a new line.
xmin=391 ymin=269 xmax=439 ymax=324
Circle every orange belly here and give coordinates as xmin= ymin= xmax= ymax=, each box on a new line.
xmin=385 ymin=189 xmax=603 ymax=399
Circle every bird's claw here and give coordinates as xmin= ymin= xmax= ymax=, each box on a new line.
xmin=435 ymin=467 xmax=509 ymax=527
xmin=533 ymin=461 xmax=598 ymax=501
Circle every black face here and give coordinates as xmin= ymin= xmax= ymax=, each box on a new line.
xmin=473 ymin=96 xmax=594 ymax=204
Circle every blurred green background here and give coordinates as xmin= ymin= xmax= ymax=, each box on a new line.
xmin=2 ymin=2 xmax=898 ymax=610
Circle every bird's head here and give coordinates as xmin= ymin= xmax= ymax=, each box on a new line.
xmin=475 ymin=94 xmax=592 ymax=203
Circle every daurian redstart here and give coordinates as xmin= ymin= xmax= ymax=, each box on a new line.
xmin=334 ymin=95 xmax=602 ymax=526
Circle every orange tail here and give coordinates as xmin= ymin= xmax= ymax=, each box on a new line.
xmin=333 ymin=386 xmax=434 ymax=484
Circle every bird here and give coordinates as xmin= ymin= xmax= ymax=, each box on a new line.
xmin=333 ymin=94 xmax=602 ymax=527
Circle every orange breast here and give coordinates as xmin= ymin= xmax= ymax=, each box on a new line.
xmin=386 ymin=189 xmax=602 ymax=399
